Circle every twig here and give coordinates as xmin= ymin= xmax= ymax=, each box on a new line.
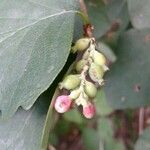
xmin=79 ymin=0 xmax=94 ymax=37
xmin=139 ymin=107 xmax=145 ymax=135
xmin=79 ymin=0 xmax=88 ymax=18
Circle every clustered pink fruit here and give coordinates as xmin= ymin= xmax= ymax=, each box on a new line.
xmin=53 ymin=38 xmax=108 ymax=119
xmin=83 ymin=102 xmax=95 ymax=119
xmin=54 ymin=95 xmax=72 ymax=113
xmin=54 ymin=95 xmax=96 ymax=119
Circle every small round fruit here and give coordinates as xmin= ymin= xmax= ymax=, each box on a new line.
xmin=54 ymin=95 xmax=72 ymax=113
xmin=84 ymin=81 xmax=97 ymax=98
xmin=89 ymin=63 xmax=104 ymax=84
xmin=60 ymin=75 xmax=81 ymax=90
xmin=72 ymin=38 xmax=90 ymax=52
xmin=93 ymin=51 xmax=106 ymax=66
xmin=83 ymin=102 xmax=95 ymax=119
xmin=75 ymin=59 xmax=87 ymax=72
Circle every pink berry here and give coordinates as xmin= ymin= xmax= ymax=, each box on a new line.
xmin=54 ymin=95 xmax=72 ymax=113
xmin=83 ymin=102 xmax=95 ymax=119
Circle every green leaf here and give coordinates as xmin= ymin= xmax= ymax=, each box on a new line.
xmin=97 ymin=41 xmax=117 ymax=63
xmin=128 ymin=0 xmax=150 ymax=29
xmin=97 ymin=118 xmax=125 ymax=150
xmin=63 ymin=108 xmax=83 ymax=124
xmin=82 ymin=119 xmax=125 ymax=150
xmin=0 ymin=0 xmax=79 ymax=119
xmin=55 ymin=119 xmax=70 ymax=136
xmin=73 ymin=15 xmax=83 ymax=41
xmin=82 ymin=128 xmax=99 ymax=150
xmin=41 ymin=88 xmax=59 ymax=150
xmin=105 ymin=138 xmax=125 ymax=150
xmin=85 ymin=0 xmax=129 ymax=38
xmin=49 ymin=132 xmax=58 ymax=146
xmin=97 ymin=118 xmax=113 ymax=140
xmin=135 ymin=127 xmax=150 ymax=150
xmin=0 ymin=91 xmax=49 ymax=150
xmin=95 ymin=90 xmax=114 ymax=116
xmin=85 ymin=0 xmax=110 ymax=38
xmin=104 ymin=29 xmax=150 ymax=109
xmin=105 ymin=0 xmax=129 ymax=35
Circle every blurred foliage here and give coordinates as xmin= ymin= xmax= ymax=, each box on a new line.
xmin=135 ymin=127 xmax=150 ymax=150
xmin=85 ymin=0 xmax=129 ymax=38
xmin=95 ymin=89 xmax=114 ymax=116
xmin=104 ymin=29 xmax=150 ymax=109
xmin=128 ymin=0 xmax=150 ymax=29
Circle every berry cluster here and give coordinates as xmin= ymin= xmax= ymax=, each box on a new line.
xmin=54 ymin=38 xmax=109 ymax=119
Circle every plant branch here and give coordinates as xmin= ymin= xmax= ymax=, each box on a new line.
xmin=139 ymin=107 xmax=144 ymax=135
xmin=79 ymin=0 xmax=88 ymax=18
xmin=78 ymin=0 xmax=94 ymax=37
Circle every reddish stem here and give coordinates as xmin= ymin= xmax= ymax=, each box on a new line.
xmin=83 ymin=24 xmax=94 ymax=38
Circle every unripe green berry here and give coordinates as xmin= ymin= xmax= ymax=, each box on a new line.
xmin=93 ymin=51 xmax=106 ymax=66
xmin=72 ymin=38 xmax=90 ymax=53
xmin=89 ymin=63 xmax=104 ymax=84
xmin=75 ymin=59 xmax=87 ymax=72
xmin=60 ymin=75 xmax=81 ymax=90
xmin=84 ymin=81 xmax=97 ymax=98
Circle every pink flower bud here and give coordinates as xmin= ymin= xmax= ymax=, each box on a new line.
xmin=54 ymin=95 xmax=72 ymax=113
xmin=83 ymin=102 xmax=95 ymax=119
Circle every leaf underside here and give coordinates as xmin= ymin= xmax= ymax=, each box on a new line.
xmin=0 ymin=0 xmax=78 ymax=119
xmin=0 ymin=93 xmax=49 ymax=150
xmin=128 ymin=0 xmax=150 ymax=29
xmin=104 ymin=29 xmax=150 ymax=109
xmin=135 ymin=127 xmax=150 ymax=150
xmin=85 ymin=0 xmax=129 ymax=38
